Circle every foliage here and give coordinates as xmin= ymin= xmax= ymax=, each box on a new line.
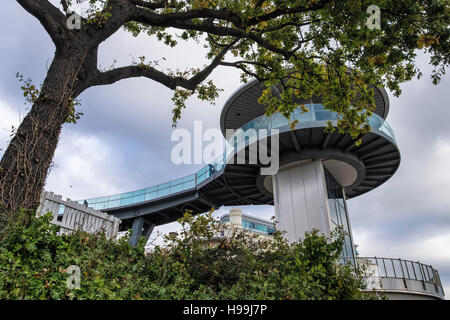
xmin=0 ymin=210 xmax=376 ymax=299
xmin=50 ymin=0 xmax=450 ymax=134
xmin=103 ymin=0 xmax=449 ymax=136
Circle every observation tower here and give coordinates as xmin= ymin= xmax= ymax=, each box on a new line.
xmin=79 ymin=79 xmax=444 ymax=299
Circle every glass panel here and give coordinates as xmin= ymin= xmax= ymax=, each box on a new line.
xmin=413 ymin=263 xmax=423 ymax=280
xmin=392 ymin=260 xmax=403 ymax=278
xmin=294 ymin=111 xmax=314 ymax=122
xmin=133 ymin=194 xmax=145 ymax=203
xmin=157 ymin=188 xmax=170 ymax=198
xmin=109 ymin=194 xmax=121 ymax=201
xmin=170 ymin=178 xmax=183 ymax=187
xmin=94 ymin=197 xmax=108 ymax=203
xmin=315 ymin=111 xmax=335 ymax=121
xmin=170 ymin=184 xmax=182 ymax=194
xmin=146 ymin=191 xmax=157 ymax=201
xmin=182 ymin=181 xmax=195 ymax=190
xmin=271 ymin=112 xmax=286 ymax=129
xmin=120 ymin=196 xmax=133 ymax=207
xmin=401 ymin=260 xmax=411 ymax=279
xmin=96 ymin=202 xmax=109 ymax=210
xmin=183 ymin=174 xmax=195 ymax=182
xmin=133 ymin=189 xmax=146 ymax=196
xmin=328 ymin=199 xmax=338 ymax=226
xmin=108 ymin=199 xmax=120 ymax=208
xmin=377 ymin=258 xmax=387 ymax=277
xmin=406 ymin=261 xmax=416 ymax=280
xmin=146 ymin=186 xmax=158 ymax=193
xmin=159 ymin=182 xmax=170 ymax=190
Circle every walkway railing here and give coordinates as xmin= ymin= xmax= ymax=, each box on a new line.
xmin=345 ymin=257 xmax=444 ymax=298
xmin=37 ymin=191 xmax=120 ymax=239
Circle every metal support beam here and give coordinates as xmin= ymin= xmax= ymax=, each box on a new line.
xmin=129 ymin=217 xmax=145 ymax=247
xmin=290 ymin=131 xmax=301 ymax=152
xmin=321 ymin=133 xmax=332 ymax=149
xmin=142 ymin=222 xmax=155 ymax=240
xmin=129 ymin=217 xmax=155 ymax=247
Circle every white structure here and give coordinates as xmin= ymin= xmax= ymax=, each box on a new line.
xmin=37 ymin=191 xmax=120 ymax=239
xmin=272 ymin=160 xmax=332 ymax=243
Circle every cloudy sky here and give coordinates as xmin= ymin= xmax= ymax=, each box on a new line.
xmin=1 ymin=2 xmax=449 ymax=298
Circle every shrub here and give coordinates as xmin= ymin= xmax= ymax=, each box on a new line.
xmin=0 ymin=210 xmax=375 ymax=300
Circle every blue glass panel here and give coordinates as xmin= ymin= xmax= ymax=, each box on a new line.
xmin=270 ymin=112 xmax=286 ymax=129
xmin=313 ymin=104 xmax=325 ymax=111
xmin=133 ymin=194 xmax=145 ymax=203
xmin=87 ymin=200 xmax=96 ymax=207
xmin=97 ymin=202 xmax=109 ymax=210
xmin=159 ymin=182 xmax=170 ymax=190
xmin=108 ymin=199 xmax=120 ymax=208
xmin=146 ymin=186 xmax=158 ymax=193
xmin=109 ymin=194 xmax=121 ymax=201
xmin=170 ymin=184 xmax=182 ymax=194
xmin=133 ymin=189 xmax=146 ymax=196
xmin=182 ymin=181 xmax=195 ymax=190
xmin=183 ymin=174 xmax=195 ymax=182
xmin=315 ymin=111 xmax=335 ymax=121
xmin=170 ymin=178 xmax=183 ymax=187
xmin=328 ymin=199 xmax=338 ymax=226
xmin=294 ymin=111 xmax=314 ymax=122
xmin=146 ymin=191 xmax=157 ymax=201
xmin=95 ymin=197 xmax=108 ymax=203
xmin=120 ymin=192 xmax=133 ymax=206
xmin=157 ymin=188 xmax=170 ymax=198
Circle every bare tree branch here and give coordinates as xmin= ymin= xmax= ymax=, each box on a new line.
xmin=128 ymin=8 xmax=294 ymax=58
xmin=60 ymin=0 xmax=69 ymax=13
xmin=16 ymin=0 xmax=68 ymax=46
xmin=129 ymin=0 xmax=171 ymax=10
xmin=94 ymin=38 xmax=238 ymax=90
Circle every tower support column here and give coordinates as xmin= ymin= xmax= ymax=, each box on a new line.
xmin=272 ymin=160 xmax=332 ymax=243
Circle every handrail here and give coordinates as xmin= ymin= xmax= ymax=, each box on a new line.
xmin=344 ymin=256 xmax=443 ymax=290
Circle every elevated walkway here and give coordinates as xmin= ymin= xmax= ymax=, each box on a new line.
xmin=79 ymin=105 xmax=400 ymax=244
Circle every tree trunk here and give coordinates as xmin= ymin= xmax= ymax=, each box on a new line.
xmin=0 ymin=48 xmax=88 ymax=219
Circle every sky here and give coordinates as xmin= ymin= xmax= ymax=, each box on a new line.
xmin=1 ymin=1 xmax=449 ymax=298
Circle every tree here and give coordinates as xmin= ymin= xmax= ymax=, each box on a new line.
xmin=0 ymin=0 xmax=448 ymax=217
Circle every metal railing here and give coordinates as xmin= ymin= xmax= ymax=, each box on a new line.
xmin=344 ymin=256 xmax=444 ymax=297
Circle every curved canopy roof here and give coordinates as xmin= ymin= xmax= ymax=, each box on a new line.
xmin=220 ymin=79 xmax=390 ymax=135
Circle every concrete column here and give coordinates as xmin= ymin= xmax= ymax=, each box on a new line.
xmin=272 ymin=160 xmax=331 ymax=243
xmin=229 ymin=208 xmax=243 ymax=228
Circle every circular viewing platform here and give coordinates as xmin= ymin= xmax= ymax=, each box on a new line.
xmin=349 ymin=257 xmax=445 ymax=300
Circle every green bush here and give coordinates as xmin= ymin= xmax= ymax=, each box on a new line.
xmin=0 ymin=210 xmax=375 ymax=300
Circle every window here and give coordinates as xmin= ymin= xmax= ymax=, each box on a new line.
xmin=324 ymin=167 xmax=354 ymax=259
